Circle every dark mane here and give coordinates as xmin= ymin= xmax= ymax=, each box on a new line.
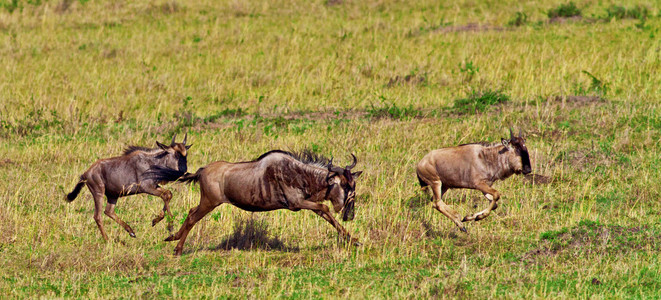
xmin=123 ymin=145 xmax=158 ymax=155
xmin=459 ymin=141 xmax=499 ymax=147
xmin=257 ymin=149 xmax=332 ymax=168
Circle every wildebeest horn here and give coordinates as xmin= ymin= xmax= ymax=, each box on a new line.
xmin=346 ymin=153 xmax=357 ymax=170
xmin=519 ymin=129 xmax=522 ymax=138
xmin=171 ymin=134 xmax=177 ymax=146
xmin=327 ymin=157 xmax=345 ymax=174
xmin=183 ymin=133 xmax=187 ymax=145
xmin=509 ymin=128 xmax=514 ymax=140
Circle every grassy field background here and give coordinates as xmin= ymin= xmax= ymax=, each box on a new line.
xmin=1 ymin=0 xmax=660 ymax=297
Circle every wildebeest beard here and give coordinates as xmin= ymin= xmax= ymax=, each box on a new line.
xmin=342 ymin=199 xmax=355 ymax=221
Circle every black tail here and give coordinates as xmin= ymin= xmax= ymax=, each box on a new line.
xmin=66 ymin=178 xmax=85 ymax=202
xmin=145 ymin=166 xmax=205 ymax=184
xmin=144 ymin=165 xmax=189 ymax=183
xmin=417 ymin=173 xmax=428 ymax=188
xmin=177 ymin=167 xmax=205 ymax=184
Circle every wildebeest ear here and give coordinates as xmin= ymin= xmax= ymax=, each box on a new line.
xmin=501 ymin=138 xmax=510 ymax=147
xmin=326 ymin=173 xmax=338 ymax=185
xmin=351 ymin=171 xmax=363 ymax=178
xmin=185 ymin=144 xmax=193 ymax=150
xmin=156 ymin=141 xmax=169 ymax=150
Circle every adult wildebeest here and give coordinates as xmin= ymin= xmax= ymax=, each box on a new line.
xmin=65 ymin=134 xmax=192 ymax=241
xmin=149 ymin=150 xmax=362 ymax=256
xmin=416 ymin=129 xmax=531 ymax=232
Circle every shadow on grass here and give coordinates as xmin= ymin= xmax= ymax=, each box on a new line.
xmin=406 ymin=191 xmax=460 ymax=240
xmin=210 ymin=217 xmax=299 ymax=253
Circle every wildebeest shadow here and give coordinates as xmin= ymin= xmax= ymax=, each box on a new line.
xmin=210 ymin=216 xmax=299 ymax=253
xmin=406 ymin=191 xmax=460 ymax=240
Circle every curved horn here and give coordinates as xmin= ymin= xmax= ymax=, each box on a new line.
xmin=518 ymin=128 xmax=522 ymax=138
xmin=170 ymin=134 xmax=177 ymax=146
xmin=346 ymin=153 xmax=357 ymax=170
xmin=509 ymin=128 xmax=514 ymax=140
xmin=183 ymin=133 xmax=188 ymax=145
xmin=326 ymin=157 xmax=344 ymax=174
xmin=331 ymin=166 xmax=346 ymax=173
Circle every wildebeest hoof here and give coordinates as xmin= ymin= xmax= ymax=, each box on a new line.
xmin=164 ymin=234 xmax=175 ymax=242
xmin=129 ymin=232 xmax=136 ymax=238
xmin=459 ymin=227 xmax=468 ymax=233
xmin=351 ymin=239 xmax=362 ymax=247
xmin=152 ymin=217 xmax=163 ymax=226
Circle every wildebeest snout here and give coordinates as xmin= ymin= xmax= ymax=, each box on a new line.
xmin=523 ymin=165 xmax=532 ymax=175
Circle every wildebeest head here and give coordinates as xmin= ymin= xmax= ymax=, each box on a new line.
xmin=155 ymin=133 xmax=192 ymax=173
xmin=501 ymin=128 xmax=532 ymax=175
xmin=326 ymin=154 xmax=362 ymax=221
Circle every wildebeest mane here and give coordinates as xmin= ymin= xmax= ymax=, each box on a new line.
xmin=459 ymin=141 xmax=499 ymax=147
xmin=257 ymin=149 xmax=332 ymax=168
xmin=123 ymin=145 xmax=159 ymax=155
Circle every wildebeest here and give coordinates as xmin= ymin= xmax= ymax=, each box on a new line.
xmin=416 ymin=129 xmax=531 ymax=232
xmin=65 ymin=134 xmax=192 ymax=240
xmin=149 ymin=150 xmax=362 ymax=256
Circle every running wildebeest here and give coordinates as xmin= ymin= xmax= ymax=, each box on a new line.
xmin=65 ymin=134 xmax=192 ymax=240
xmin=149 ymin=150 xmax=362 ymax=256
xmin=416 ymin=129 xmax=531 ymax=232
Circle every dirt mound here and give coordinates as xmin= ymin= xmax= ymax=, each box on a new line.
xmin=523 ymin=173 xmax=552 ymax=185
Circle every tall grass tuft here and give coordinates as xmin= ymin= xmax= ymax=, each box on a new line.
xmin=453 ymin=89 xmax=510 ymax=114
xmin=547 ymin=2 xmax=581 ymax=19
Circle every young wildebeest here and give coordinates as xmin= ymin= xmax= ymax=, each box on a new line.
xmin=149 ymin=150 xmax=362 ymax=256
xmin=65 ymin=135 xmax=192 ymax=240
xmin=416 ymin=129 xmax=531 ymax=232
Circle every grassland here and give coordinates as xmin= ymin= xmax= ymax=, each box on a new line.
xmin=0 ymin=0 xmax=660 ymax=298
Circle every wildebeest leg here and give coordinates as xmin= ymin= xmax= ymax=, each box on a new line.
xmin=86 ymin=177 xmax=110 ymax=241
xmin=430 ymin=181 xmax=466 ymax=232
xmin=462 ymin=183 xmax=500 ymax=222
xmin=92 ymin=194 xmax=109 ymax=241
xmin=296 ymin=200 xmax=361 ymax=246
xmin=143 ymin=186 xmax=174 ymax=232
xmin=104 ymin=201 xmax=136 ymax=238
xmin=166 ymin=196 xmax=219 ymax=256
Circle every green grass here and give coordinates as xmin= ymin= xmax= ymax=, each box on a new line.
xmin=547 ymin=2 xmax=582 ymax=19
xmin=1 ymin=0 xmax=660 ymax=298
xmin=453 ymin=89 xmax=510 ymax=114
xmin=605 ymin=4 xmax=650 ymax=20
